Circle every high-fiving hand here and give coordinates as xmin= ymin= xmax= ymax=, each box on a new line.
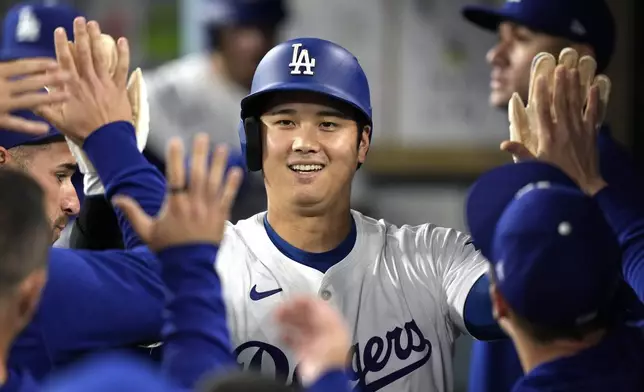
xmin=0 ymin=58 xmax=70 ymax=134
xmin=275 ymin=296 xmax=351 ymax=387
xmin=500 ymin=48 xmax=609 ymax=195
xmin=37 ymin=17 xmax=133 ymax=145
xmin=112 ymin=134 xmax=244 ymax=252
xmin=503 ymin=49 xmax=610 ymax=160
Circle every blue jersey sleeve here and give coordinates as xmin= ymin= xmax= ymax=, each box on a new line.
xmin=594 ymin=185 xmax=644 ymax=303
xmin=158 ymin=245 xmax=234 ymax=389
xmin=9 ymin=246 xmax=165 ymax=380
xmin=463 ymin=274 xmax=506 ymax=340
xmin=82 ymin=122 xmax=166 ymax=250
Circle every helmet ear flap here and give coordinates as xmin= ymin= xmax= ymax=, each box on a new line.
xmin=243 ymin=117 xmax=263 ymax=172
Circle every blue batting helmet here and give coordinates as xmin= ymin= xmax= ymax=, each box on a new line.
xmin=239 ymin=37 xmax=372 ymax=171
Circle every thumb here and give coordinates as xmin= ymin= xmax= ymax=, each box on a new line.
xmin=500 ymin=140 xmax=535 ymax=162
xmin=111 ymin=195 xmax=154 ymax=242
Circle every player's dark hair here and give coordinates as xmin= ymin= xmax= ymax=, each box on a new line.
xmin=0 ymin=168 xmax=49 ymax=295
xmin=197 ymin=371 xmax=300 ymax=392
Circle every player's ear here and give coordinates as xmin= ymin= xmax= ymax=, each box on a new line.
xmin=357 ymin=125 xmax=371 ymax=164
xmin=0 ymin=147 xmax=10 ymax=165
xmin=488 ymin=283 xmax=509 ymax=321
xmin=15 ymin=268 xmax=47 ymax=327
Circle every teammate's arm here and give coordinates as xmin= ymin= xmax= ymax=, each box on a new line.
xmin=593 ymin=185 xmax=644 ymax=303
xmin=9 ymin=246 xmax=164 ymax=380
xmin=82 ymin=121 xmax=165 ymax=249
xmin=112 ymin=136 xmax=244 ymax=389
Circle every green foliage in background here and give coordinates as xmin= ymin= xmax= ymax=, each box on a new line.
xmin=144 ymin=1 xmax=179 ymax=62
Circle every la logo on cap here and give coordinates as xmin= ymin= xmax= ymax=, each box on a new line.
xmin=289 ymin=43 xmax=316 ymax=76
xmin=16 ymin=6 xmax=40 ymax=42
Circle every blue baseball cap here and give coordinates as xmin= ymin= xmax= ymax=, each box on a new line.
xmin=461 ymin=0 xmax=615 ymax=72
xmin=466 ymin=161 xmax=621 ymax=328
xmin=202 ymin=0 xmax=287 ymax=27
xmin=0 ymin=2 xmax=81 ymax=61
xmin=0 ymin=110 xmax=62 ymax=149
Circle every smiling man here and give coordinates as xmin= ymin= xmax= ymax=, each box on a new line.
xmin=203 ymin=37 xmax=504 ymax=392
xmin=0 ymin=111 xmax=78 ymax=243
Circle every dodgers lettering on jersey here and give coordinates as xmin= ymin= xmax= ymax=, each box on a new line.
xmin=216 ymin=211 xmax=487 ymax=392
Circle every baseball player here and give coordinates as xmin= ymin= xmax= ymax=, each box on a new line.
xmin=459 ymin=1 xmax=644 ymax=390
xmin=466 ymin=160 xmax=644 ymax=392
xmin=0 ymin=2 xmax=149 ymax=251
xmin=144 ymin=0 xmax=286 ymax=222
xmin=0 ymin=5 xmax=82 ymax=244
xmin=0 ymin=111 xmax=79 ymax=243
xmin=0 ymin=2 xmax=84 ymax=214
xmin=165 ymin=37 xmax=494 ymax=391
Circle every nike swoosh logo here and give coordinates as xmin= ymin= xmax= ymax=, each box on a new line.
xmin=250 ymin=285 xmax=283 ymax=301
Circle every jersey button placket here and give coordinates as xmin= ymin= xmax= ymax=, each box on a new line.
xmin=320 ymin=290 xmax=332 ymax=300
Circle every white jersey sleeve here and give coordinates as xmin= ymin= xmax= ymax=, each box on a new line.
xmin=408 ymin=224 xmax=488 ymax=335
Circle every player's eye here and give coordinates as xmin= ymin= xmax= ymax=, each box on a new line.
xmin=55 ymin=173 xmax=69 ymax=183
xmin=274 ymin=119 xmax=296 ymax=128
xmin=319 ymin=121 xmax=339 ymax=131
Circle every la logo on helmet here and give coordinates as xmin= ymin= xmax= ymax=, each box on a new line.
xmin=289 ymin=43 xmax=316 ymax=76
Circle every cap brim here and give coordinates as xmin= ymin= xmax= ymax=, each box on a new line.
xmin=461 ymin=5 xmax=508 ymax=31
xmin=465 ymin=161 xmax=577 ymax=260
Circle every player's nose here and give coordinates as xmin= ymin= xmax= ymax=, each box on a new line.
xmin=486 ymin=41 xmax=509 ymax=67
xmin=61 ymin=182 xmax=80 ymax=216
xmin=291 ymin=127 xmax=320 ymax=154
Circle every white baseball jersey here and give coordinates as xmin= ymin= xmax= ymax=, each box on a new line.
xmin=217 ymin=210 xmax=488 ymax=392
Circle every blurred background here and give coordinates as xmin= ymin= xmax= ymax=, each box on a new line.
xmin=1 ymin=0 xmax=641 ymax=390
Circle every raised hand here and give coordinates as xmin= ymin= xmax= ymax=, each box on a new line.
xmin=275 ymin=296 xmax=351 ymax=386
xmin=112 ymin=134 xmax=244 ymax=251
xmin=503 ymin=48 xmax=611 ymax=163
xmin=37 ymin=18 xmax=132 ymax=145
xmin=501 ymin=48 xmax=609 ymax=195
xmin=0 ymin=58 xmax=69 ymax=134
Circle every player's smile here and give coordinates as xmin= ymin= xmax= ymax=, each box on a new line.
xmin=287 ymin=161 xmax=326 ymax=182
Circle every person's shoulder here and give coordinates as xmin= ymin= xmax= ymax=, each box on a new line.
xmin=220 ymin=213 xmax=267 ymax=253
xmin=146 ymin=53 xmax=211 ymax=91
xmin=352 ymin=211 xmax=473 ymax=259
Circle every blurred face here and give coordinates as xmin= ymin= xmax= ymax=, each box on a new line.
xmin=8 ymin=142 xmax=78 ymax=242
xmin=487 ymin=22 xmax=568 ymax=108
xmin=260 ymin=93 xmax=370 ymax=213
xmin=220 ymin=25 xmax=278 ymax=90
